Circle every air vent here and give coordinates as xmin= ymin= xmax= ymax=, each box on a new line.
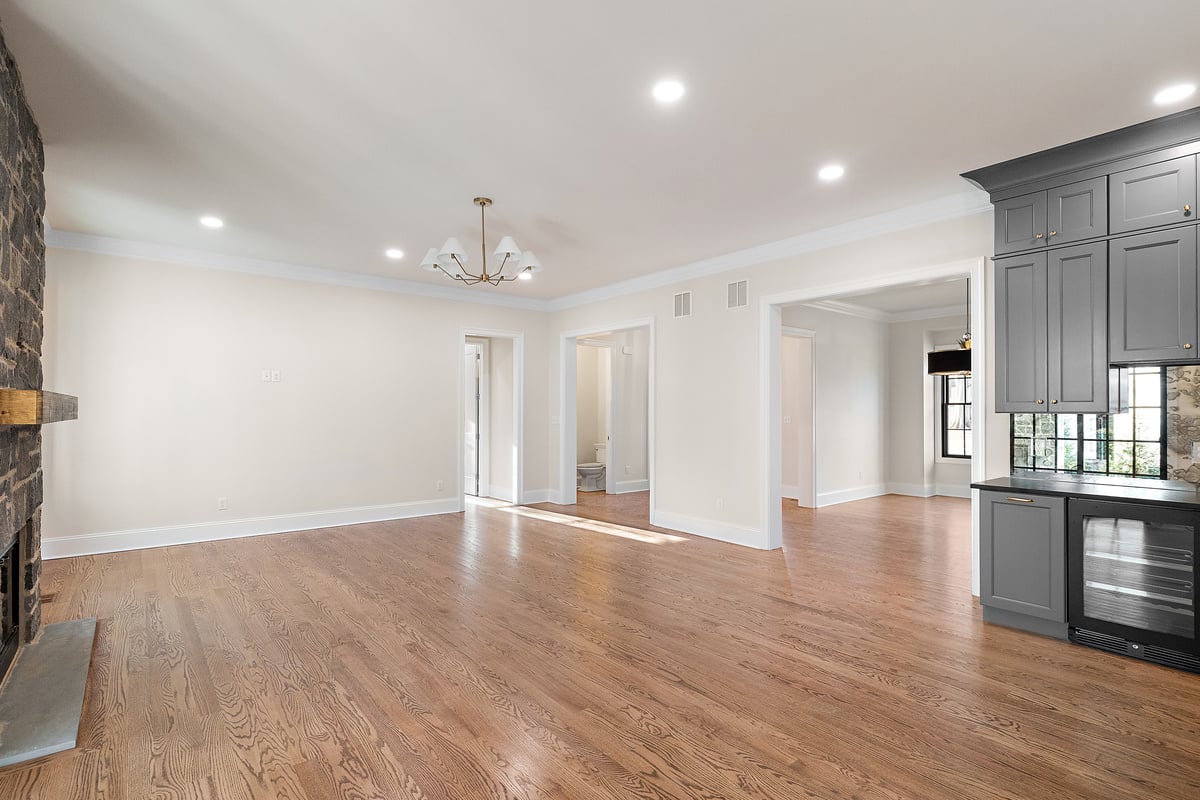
xmin=727 ymin=280 xmax=747 ymax=309
xmin=673 ymin=291 xmax=692 ymax=318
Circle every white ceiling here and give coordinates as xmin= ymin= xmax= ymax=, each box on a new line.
xmin=841 ymin=279 xmax=968 ymax=316
xmin=3 ymin=1 xmax=1199 ymax=300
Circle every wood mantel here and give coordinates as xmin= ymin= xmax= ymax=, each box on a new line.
xmin=0 ymin=390 xmax=78 ymax=426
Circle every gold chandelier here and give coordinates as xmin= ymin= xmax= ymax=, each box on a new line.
xmin=420 ymin=197 xmax=543 ymax=286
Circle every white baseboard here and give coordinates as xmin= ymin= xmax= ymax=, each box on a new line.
xmin=934 ymin=483 xmax=972 ymax=499
xmin=816 ymin=483 xmax=888 ymax=508
xmin=613 ymin=479 xmax=649 ymax=494
xmin=886 ymin=482 xmax=935 ymax=498
xmin=519 ymin=488 xmax=555 ymax=504
xmin=650 ymin=509 xmax=769 ymax=549
xmin=42 ymin=498 xmax=463 ymax=559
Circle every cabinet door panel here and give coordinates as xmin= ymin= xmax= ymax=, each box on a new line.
xmin=1109 ymin=155 xmax=1197 ymax=234
xmin=995 ymin=191 xmax=1046 ymax=255
xmin=981 ymin=493 xmax=1065 ymax=622
xmin=1109 ymin=227 xmax=1199 ymax=363
xmin=995 ymin=253 xmax=1048 ymax=412
xmin=1047 ymin=243 xmax=1108 ymax=412
xmin=1046 ymin=177 xmax=1106 ymax=245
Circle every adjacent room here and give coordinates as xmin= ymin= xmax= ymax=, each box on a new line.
xmin=1 ymin=2 xmax=1199 ymax=799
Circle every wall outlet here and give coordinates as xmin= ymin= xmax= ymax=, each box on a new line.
xmin=783 ymin=415 xmax=792 ymax=424
xmin=625 ymin=465 xmax=631 ymax=475
xmin=260 ymin=370 xmax=271 ymax=382
xmin=270 ymin=370 xmax=281 ymax=382
xmin=716 ymin=497 xmax=724 ymax=510
xmin=217 ymin=496 xmax=228 ymax=511
xmin=436 ymin=480 xmax=444 ymax=492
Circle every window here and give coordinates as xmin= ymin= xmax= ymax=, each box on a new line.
xmin=941 ymin=374 xmax=972 ymax=459
xmin=1010 ymin=366 xmax=1166 ymax=479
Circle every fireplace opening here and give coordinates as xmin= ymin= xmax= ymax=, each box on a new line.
xmin=0 ymin=532 xmax=19 ymax=682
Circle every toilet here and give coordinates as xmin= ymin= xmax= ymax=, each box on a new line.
xmin=577 ymin=443 xmax=607 ymax=492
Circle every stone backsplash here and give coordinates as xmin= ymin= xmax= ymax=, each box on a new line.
xmin=1166 ymin=366 xmax=1200 ymax=485
xmin=0 ymin=24 xmax=46 ymax=643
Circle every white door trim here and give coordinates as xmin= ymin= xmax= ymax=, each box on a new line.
xmin=780 ymin=327 xmax=816 ymax=508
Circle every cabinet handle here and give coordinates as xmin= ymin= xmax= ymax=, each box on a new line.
xmin=1036 ymin=399 xmax=1045 ymax=405
xmin=1050 ymin=399 xmax=1058 ymax=404
xmin=1186 ymin=343 xmax=1194 ymax=350
xmin=1048 ymin=230 xmax=1058 ymax=237
xmin=1005 ymin=497 xmax=1035 ymax=503
xmin=1035 ymin=233 xmax=1045 ymax=239
xmin=1186 ymin=204 xmax=1192 ymax=215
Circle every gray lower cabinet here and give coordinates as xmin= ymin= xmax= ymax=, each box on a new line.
xmin=1109 ymin=154 xmax=1197 ymax=234
xmin=980 ymin=491 xmax=1065 ymax=623
xmin=994 ymin=177 xmax=1106 ymax=256
xmin=995 ymin=244 xmax=1109 ymax=413
xmin=1109 ymin=226 xmax=1199 ymax=363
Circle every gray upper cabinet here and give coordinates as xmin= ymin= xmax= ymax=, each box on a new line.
xmin=1046 ymin=243 xmax=1108 ymax=411
xmin=1109 ymin=155 xmax=1197 ymax=234
xmin=1109 ymin=226 xmax=1199 ymax=363
xmin=995 ymin=191 xmax=1047 ymax=255
xmin=1046 ymin=178 xmax=1107 ymax=246
xmin=980 ymin=491 xmax=1065 ymax=622
xmin=995 ymin=178 xmax=1107 ymax=255
xmin=995 ymin=253 xmax=1047 ymax=412
xmin=995 ymin=245 xmax=1110 ymax=413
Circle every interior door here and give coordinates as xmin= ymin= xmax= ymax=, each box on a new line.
xmin=464 ymin=343 xmax=480 ymax=496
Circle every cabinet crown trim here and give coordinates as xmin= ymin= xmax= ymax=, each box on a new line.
xmin=963 ymin=106 xmax=1200 ymax=196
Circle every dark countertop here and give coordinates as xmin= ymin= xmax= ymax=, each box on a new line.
xmin=972 ymin=474 xmax=1200 ymax=511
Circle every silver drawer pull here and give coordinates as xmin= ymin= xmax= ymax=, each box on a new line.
xmin=1005 ymin=497 xmax=1035 ymax=503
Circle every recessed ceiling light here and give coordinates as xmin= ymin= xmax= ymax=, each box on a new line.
xmin=652 ymin=80 xmax=685 ymax=104
xmin=1154 ymin=83 xmax=1196 ymax=105
xmin=199 ymin=215 xmax=224 ymax=228
xmin=385 ymin=248 xmax=404 ymax=260
xmin=818 ymin=164 xmax=845 ymax=181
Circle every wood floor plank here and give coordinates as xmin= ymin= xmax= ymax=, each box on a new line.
xmin=2 ymin=492 xmax=1198 ymax=798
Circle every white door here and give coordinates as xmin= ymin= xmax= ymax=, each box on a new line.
xmin=781 ymin=332 xmax=815 ymax=508
xmin=464 ymin=343 xmax=481 ymax=496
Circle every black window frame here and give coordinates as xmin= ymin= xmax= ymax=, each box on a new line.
xmin=940 ymin=374 xmax=972 ymax=460
xmin=1009 ymin=366 xmax=1168 ymax=479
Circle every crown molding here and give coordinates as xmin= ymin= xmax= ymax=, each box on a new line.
xmin=43 ymin=226 xmax=549 ymax=312
xmin=544 ymin=189 xmax=991 ymax=311
xmin=44 ymin=188 xmax=990 ymax=315
xmin=801 ymin=300 xmax=966 ymax=324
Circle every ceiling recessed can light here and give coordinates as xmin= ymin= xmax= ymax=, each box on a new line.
xmin=652 ymin=80 xmax=685 ymax=103
xmin=199 ymin=215 xmax=224 ymax=228
xmin=1154 ymin=83 xmax=1196 ymax=105
xmin=385 ymin=248 xmax=404 ymax=259
xmin=818 ymin=164 xmax=845 ymax=181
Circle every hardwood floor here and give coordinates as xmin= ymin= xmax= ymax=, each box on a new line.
xmin=2 ymin=494 xmax=1198 ymax=798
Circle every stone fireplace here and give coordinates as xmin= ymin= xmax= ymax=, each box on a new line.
xmin=0 ymin=23 xmax=47 ymax=681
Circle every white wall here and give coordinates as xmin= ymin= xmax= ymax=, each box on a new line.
xmin=780 ymin=333 xmax=813 ymax=505
xmin=883 ymin=314 xmax=973 ymax=498
xmin=575 ymin=344 xmax=605 ymax=463
xmin=780 ymin=307 xmax=889 ymax=505
xmin=41 ymin=247 xmax=549 ymax=555
xmin=487 ymin=336 xmax=515 ymax=501
xmin=546 ymin=211 xmax=993 ymax=547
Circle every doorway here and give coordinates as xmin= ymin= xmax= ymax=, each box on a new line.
xmin=558 ymin=319 xmax=654 ymax=511
xmin=460 ymin=329 xmax=524 ymax=504
xmin=760 ymin=257 xmax=987 ymax=594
